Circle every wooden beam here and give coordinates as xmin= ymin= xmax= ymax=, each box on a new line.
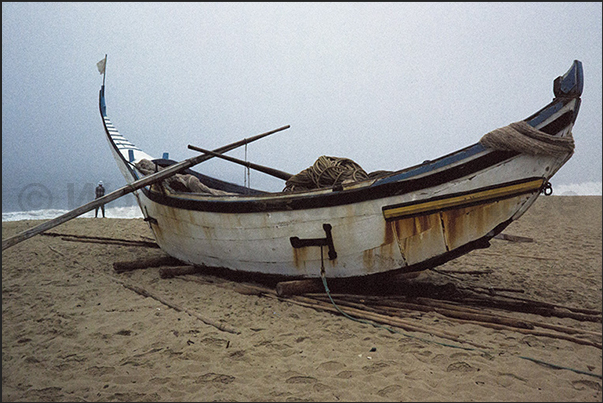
xmin=113 ymin=256 xmax=183 ymax=273
xmin=188 ymin=144 xmax=293 ymax=181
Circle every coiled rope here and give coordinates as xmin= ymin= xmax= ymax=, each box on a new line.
xmin=283 ymin=155 xmax=370 ymax=192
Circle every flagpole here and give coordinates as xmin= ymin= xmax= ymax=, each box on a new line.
xmin=102 ymin=54 xmax=107 ymax=87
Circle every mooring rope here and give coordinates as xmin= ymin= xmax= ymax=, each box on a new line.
xmin=317 ymin=249 xmax=602 ymax=380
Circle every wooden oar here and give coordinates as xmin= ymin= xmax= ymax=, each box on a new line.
xmin=188 ymin=144 xmax=293 ymax=181
xmin=2 ymin=125 xmax=290 ymax=251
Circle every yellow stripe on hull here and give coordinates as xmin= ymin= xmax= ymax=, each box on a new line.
xmin=383 ymin=179 xmax=544 ymax=221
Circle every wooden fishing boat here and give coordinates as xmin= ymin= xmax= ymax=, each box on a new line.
xmin=99 ymin=60 xmax=583 ymax=280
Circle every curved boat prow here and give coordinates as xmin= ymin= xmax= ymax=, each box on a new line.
xmin=525 ymin=60 xmax=582 ymax=135
xmin=554 ymin=60 xmax=584 ymax=99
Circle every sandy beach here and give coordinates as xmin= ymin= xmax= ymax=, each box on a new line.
xmin=2 ymin=195 xmax=601 ymax=402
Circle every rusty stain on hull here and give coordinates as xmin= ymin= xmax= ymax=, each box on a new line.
xmin=292 ymin=245 xmax=308 ymax=269
xmin=391 ymin=213 xmax=447 ymax=266
xmin=363 ymin=248 xmax=374 ymax=269
xmin=388 ymin=194 xmax=533 ymax=267
xmin=441 ymin=197 xmax=520 ymax=250
xmin=362 ymin=239 xmax=400 ymax=273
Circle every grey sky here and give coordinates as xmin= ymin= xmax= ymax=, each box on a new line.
xmin=3 ymin=3 xmax=602 ymax=211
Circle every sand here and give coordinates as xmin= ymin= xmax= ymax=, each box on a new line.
xmin=2 ymin=196 xmax=601 ymax=402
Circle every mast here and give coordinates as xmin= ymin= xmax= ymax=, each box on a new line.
xmin=102 ymin=54 xmax=107 ymax=87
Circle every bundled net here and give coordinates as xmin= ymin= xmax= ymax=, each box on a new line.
xmin=135 ymin=159 xmax=234 ymax=196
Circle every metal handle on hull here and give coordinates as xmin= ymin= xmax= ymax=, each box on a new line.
xmin=290 ymin=223 xmax=337 ymax=260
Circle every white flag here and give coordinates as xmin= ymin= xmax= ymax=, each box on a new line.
xmin=96 ymin=57 xmax=106 ymax=75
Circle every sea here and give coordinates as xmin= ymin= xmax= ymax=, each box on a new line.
xmin=2 ymin=183 xmax=144 ymax=222
xmin=2 ymin=181 xmax=601 ymax=222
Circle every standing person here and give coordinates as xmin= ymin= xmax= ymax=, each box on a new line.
xmin=95 ymin=181 xmax=106 ymax=218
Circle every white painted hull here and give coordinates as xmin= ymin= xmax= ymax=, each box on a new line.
xmin=133 ymin=154 xmax=556 ymax=278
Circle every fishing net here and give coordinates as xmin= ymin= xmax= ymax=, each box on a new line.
xmin=135 ymin=159 xmax=233 ymax=196
xmin=479 ymin=121 xmax=575 ymax=156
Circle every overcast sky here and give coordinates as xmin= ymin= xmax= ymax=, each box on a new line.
xmin=3 ymin=2 xmax=602 ymax=211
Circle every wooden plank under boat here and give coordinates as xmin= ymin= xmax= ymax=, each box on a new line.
xmin=99 ymin=60 xmax=583 ymax=280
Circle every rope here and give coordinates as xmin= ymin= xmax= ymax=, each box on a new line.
xmin=284 ymin=156 xmax=370 ymax=192
xmin=317 ymin=250 xmax=602 ymax=380
xmin=479 ymin=121 xmax=575 ymax=156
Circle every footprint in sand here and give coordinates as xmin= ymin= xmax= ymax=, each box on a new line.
xmin=446 ymin=361 xmax=476 ymax=373
xmin=86 ymin=366 xmax=116 ymax=376
xmin=336 ymin=370 xmax=355 ymax=379
xmin=316 ymin=360 xmax=346 ymax=372
xmin=571 ymin=380 xmax=602 ymax=392
xmin=378 ymin=384 xmax=403 ymax=398
xmin=495 ymin=372 xmax=527 ymax=387
xmin=199 ymin=336 xmax=229 ymax=348
xmin=108 ymin=392 xmax=161 ymax=401
xmin=285 ymin=376 xmax=317 ymax=384
xmin=24 ymin=387 xmax=62 ymax=402
xmin=362 ymin=362 xmax=390 ymax=374
xmin=194 ymin=372 xmax=235 ymax=384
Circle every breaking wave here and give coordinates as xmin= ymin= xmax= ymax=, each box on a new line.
xmin=2 ymin=205 xmax=143 ymax=222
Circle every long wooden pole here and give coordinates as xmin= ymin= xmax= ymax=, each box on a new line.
xmin=114 ymin=279 xmax=239 ymax=334
xmin=2 ymin=125 xmax=290 ymax=251
xmin=188 ymin=144 xmax=293 ymax=181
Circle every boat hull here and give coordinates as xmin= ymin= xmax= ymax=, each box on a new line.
xmin=100 ymin=61 xmax=583 ymax=279
xmin=133 ymin=155 xmax=553 ymax=278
